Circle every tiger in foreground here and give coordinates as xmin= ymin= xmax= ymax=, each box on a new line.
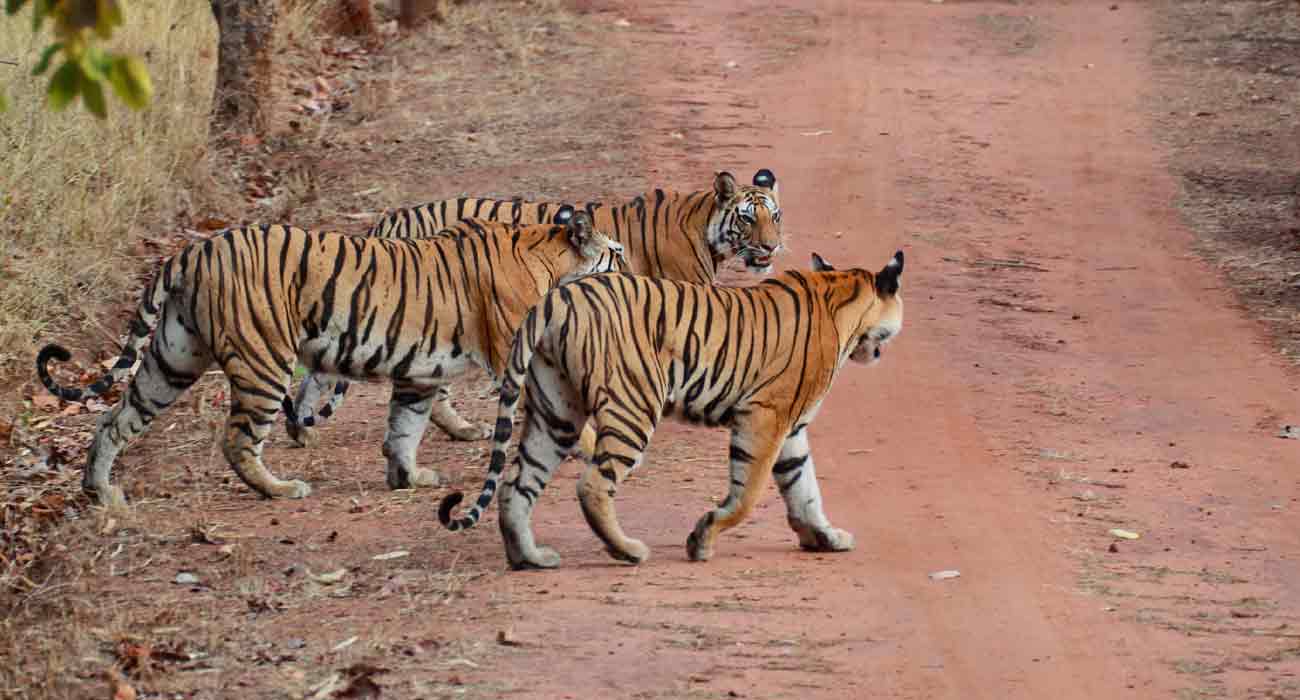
xmin=36 ymin=212 xmax=624 ymax=507
xmin=287 ymin=169 xmax=784 ymax=450
xmin=439 ymin=250 xmax=905 ymax=569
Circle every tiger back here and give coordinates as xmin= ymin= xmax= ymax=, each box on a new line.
xmin=288 ymin=169 xmax=784 ymax=447
xmin=438 ymin=251 xmax=905 ymax=570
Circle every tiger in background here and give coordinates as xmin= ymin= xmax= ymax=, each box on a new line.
xmin=36 ymin=212 xmax=624 ymax=507
xmin=287 ymin=169 xmax=785 ymax=450
xmin=439 ymin=250 xmax=905 ymax=569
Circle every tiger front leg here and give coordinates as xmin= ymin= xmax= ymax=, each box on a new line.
xmin=382 ymin=382 xmax=445 ymax=489
xmin=686 ymin=409 xmax=784 ymax=562
xmin=774 ymin=427 xmax=854 ymax=553
xmin=428 ymin=385 xmax=492 ymax=441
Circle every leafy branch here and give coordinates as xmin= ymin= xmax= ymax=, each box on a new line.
xmin=2 ymin=0 xmax=153 ymax=117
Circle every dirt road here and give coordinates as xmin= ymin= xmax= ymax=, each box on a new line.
xmin=427 ymin=1 xmax=1300 ymax=697
xmin=21 ymin=2 xmax=1300 ymax=698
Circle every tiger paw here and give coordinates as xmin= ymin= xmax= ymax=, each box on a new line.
xmin=447 ymin=422 xmax=493 ymax=441
xmin=89 ymin=484 xmax=130 ymax=512
xmin=685 ymin=529 xmax=714 ymax=562
xmin=607 ymin=538 xmax=650 ymax=565
xmin=283 ymin=479 xmax=313 ymax=499
xmin=509 ymin=545 xmax=562 ymax=570
xmin=286 ymin=423 xmax=320 ymax=449
xmin=800 ymin=527 xmax=855 ymax=553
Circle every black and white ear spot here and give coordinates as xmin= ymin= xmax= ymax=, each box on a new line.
xmin=875 ymin=249 xmax=904 ymax=296
xmin=553 ymin=204 xmax=575 ymax=226
xmin=567 ymin=211 xmax=594 ymax=244
xmin=810 ymin=252 xmax=835 ymax=272
xmin=714 ymin=171 xmax=739 ymax=202
xmin=752 ymin=168 xmax=776 ymax=190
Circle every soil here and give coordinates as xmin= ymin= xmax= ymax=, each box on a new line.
xmin=4 ymin=1 xmax=1300 ymax=699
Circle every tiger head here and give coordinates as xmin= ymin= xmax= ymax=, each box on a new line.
xmin=709 ymin=169 xmax=783 ymax=274
xmin=558 ymin=207 xmax=626 ymax=284
xmin=812 ymin=250 xmax=904 ymax=367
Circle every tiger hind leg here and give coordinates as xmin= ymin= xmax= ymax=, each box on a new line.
xmin=773 ymin=426 xmax=854 ymax=552
xmin=382 ymin=381 xmax=445 ymax=489
xmin=686 ymin=409 xmax=784 ymax=562
xmin=428 ymin=385 xmax=492 ymax=441
xmin=575 ymin=407 xmax=657 ymax=566
xmin=499 ymin=359 xmax=586 ymax=569
xmin=84 ymin=309 xmax=210 ymax=508
xmin=221 ymin=357 xmax=310 ymax=499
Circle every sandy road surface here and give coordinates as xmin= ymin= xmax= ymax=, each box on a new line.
xmin=427 ymin=2 xmax=1300 ymax=697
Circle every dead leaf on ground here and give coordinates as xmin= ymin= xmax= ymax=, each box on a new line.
xmin=336 ymin=664 xmax=388 ymax=699
xmin=31 ymin=393 xmax=60 ymax=412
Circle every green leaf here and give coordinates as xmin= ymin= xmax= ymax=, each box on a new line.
xmin=79 ymin=46 xmax=106 ymax=82
xmin=30 ymin=0 xmax=50 ymax=32
xmin=5 ymin=0 xmax=30 ymax=17
xmin=32 ymin=42 xmax=63 ymax=76
xmin=81 ymin=74 xmax=107 ymax=118
xmin=107 ymin=55 xmax=151 ymax=109
xmin=47 ymin=60 xmax=80 ymax=111
xmin=93 ymin=0 xmax=124 ymax=38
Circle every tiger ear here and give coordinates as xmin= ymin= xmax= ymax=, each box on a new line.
xmin=566 ymin=211 xmax=595 ymax=245
xmin=875 ymin=250 xmax=904 ymax=296
xmin=714 ymin=171 xmax=739 ymax=203
xmin=752 ymin=168 xmax=777 ymax=194
xmin=552 ymin=204 xmax=575 ymax=226
xmin=810 ymin=252 xmax=835 ymax=272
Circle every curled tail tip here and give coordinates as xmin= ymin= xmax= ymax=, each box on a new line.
xmin=36 ymin=344 xmax=72 ymax=368
xmin=438 ymin=492 xmax=465 ymax=529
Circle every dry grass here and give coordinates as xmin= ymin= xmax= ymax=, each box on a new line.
xmin=0 ymin=1 xmax=217 ymax=383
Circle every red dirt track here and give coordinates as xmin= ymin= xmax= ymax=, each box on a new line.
xmin=456 ymin=1 xmax=1300 ymax=697
xmin=27 ymin=2 xmax=1300 ymax=698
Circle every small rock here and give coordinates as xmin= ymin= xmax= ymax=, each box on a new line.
xmin=1109 ymin=3 xmax=1119 ymax=9
xmin=1278 ymin=425 xmax=1299 ymax=440
xmin=1169 ymin=460 xmax=1191 ymax=469
xmin=613 ymin=17 xmax=632 ymax=27
xmin=371 ymin=550 xmax=409 ymax=561
xmin=928 ymin=569 xmax=961 ymax=581
xmin=1109 ymin=529 xmax=1140 ymax=540
xmin=174 ymin=572 xmax=199 ymax=585
xmin=1108 ymin=542 xmax=1119 ymax=553
xmin=308 ymin=568 xmax=347 ymax=584
xmin=287 ymin=638 xmax=307 ymax=650
xmin=725 ymin=60 xmax=739 ymax=69
xmin=497 ymin=627 xmax=521 ymax=646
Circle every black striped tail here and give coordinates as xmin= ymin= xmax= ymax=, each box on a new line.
xmin=35 ymin=266 xmax=171 ymax=404
xmin=438 ymin=298 xmax=550 ymax=531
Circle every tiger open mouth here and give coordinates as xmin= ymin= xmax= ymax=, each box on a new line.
xmin=741 ymin=247 xmax=775 ymax=271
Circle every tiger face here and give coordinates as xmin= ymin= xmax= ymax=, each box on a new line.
xmin=559 ymin=210 xmax=627 ymax=284
xmin=811 ymin=251 xmax=904 ymax=367
xmin=710 ymin=169 xmax=783 ymax=274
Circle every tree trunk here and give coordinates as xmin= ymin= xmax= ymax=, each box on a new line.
xmin=399 ymin=0 xmax=446 ymax=29
xmin=324 ymin=0 xmax=376 ymax=38
xmin=209 ymin=0 xmax=278 ymax=136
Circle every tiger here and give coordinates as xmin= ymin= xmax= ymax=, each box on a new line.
xmin=287 ymin=168 xmax=785 ymax=449
xmin=35 ymin=211 xmax=625 ymax=507
xmin=438 ymin=250 xmax=905 ymax=569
